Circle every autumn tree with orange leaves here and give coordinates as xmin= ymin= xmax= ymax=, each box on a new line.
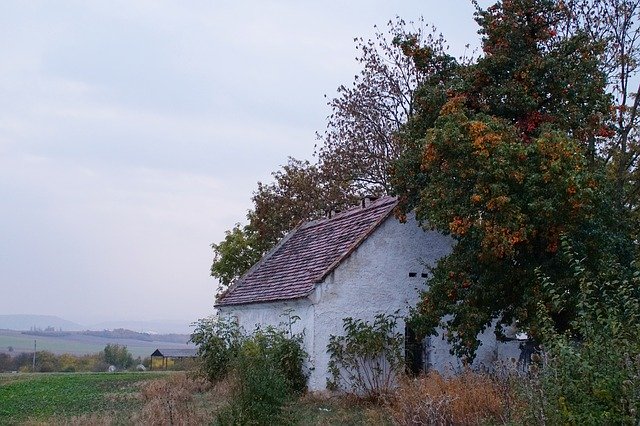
xmin=395 ymin=0 xmax=636 ymax=359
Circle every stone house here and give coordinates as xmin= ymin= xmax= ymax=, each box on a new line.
xmin=215 ymin=196 xmax=521 ymax=391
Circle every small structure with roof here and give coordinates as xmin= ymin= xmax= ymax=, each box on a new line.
xmin=216 ymin=196 xmax=521 ymax=390
xmin=150 ymin=348 xmax=198 ymax=370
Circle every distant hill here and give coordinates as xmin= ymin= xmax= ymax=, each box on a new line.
xmin=0 ymin=315 xmax=84 ymax=331
xmin=21 ymin=328 xmax=190 ymax=344
xmin=0 ymin=329 xmax=194 ymax=358
xmin=0 ymin=315 xmax=194 ymax=335
xmin=89 ymin=320 xmax=194 ymax=335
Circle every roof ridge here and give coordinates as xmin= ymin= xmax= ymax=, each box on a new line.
xmin=300 ymin=196 xmax=396 ymax=231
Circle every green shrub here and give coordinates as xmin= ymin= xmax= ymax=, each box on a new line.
xmin=217 ymin=335 xmax=293 ymax=425
xmin=523 ymin=245 xmax=640 ymax=424
xmin=327 ymin=312 xmax=404 ymax=399
xmin=193 ymin=313 xmax=308 ymax=424
xmin=190 ymin=315 xmax=244 ymax=381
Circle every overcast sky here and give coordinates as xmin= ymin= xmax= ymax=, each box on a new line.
xmin=0 ymin=1 xmax=491 ymax=329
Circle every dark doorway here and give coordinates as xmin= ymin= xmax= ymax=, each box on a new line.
xmin=405 ymin=324 xmax=423 ymax=376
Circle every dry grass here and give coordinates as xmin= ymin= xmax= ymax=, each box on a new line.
xmin=386 ymin=371 xmax=516 ymax=425
xmin=51 ymin=373 xmax=216 ymax=426
xmin=132 ymin=373 xmax=212 ymax=425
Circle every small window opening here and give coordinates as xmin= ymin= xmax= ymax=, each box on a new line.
xmin=421 ymin=273 xmax=429 ymax=278
xmin=408 ymin=272 xmax=417 ymax=277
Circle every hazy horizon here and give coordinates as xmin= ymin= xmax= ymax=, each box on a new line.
xmin=1 ymin=1 xmax=490 ymax=326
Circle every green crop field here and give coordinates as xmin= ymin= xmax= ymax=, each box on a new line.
xmin=0 ymin=371 xmax=170 ymax=424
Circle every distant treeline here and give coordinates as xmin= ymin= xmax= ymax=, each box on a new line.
xmin=0 ymin=344 xmax=149 ymax=373
xmin=22 ymin=328 xmax=189 ymax=344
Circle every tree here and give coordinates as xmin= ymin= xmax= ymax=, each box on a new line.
xmin=210 ymin=223 xmax=262 ymax=289
xmin=103 ymin=344 xmax=134 ymax=369
xmin=249 ymin=158 xmax=357 ymax=249
xmin=317 ymin=17 xmax=456 ymax=195
xmin=211 ymin=20 xmax=459 ymax=293
xmin=211 ymin=158 xmax=358 ymax=292
xmin=394 ymin=0 xmax=634 ymax=359
xmin=0 ymin=353 xmax=12 ymax=372
xmin=35 ymin=351 xmax=60 ymax=373
xmin=406 ymin=101 xmax=631 ymax=357
xmin=559 ymin=0 xmax=640 ymax=240
xmin=466 ymin=0 xmax=610 ymax=142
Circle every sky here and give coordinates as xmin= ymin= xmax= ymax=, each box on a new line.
xmin=0 ymin=1 xmax=491 ymax=330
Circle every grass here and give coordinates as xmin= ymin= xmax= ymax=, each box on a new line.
xmin=0 ymin=372 xmax=400 ymax=425
xmin=286 ymin=394 xmax=390 ymax=425
xmin=0 ymin=371 xmax=170 ymax=424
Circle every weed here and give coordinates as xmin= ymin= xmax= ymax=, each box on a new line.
xmin=327 ymin=313 xmax=404 ymax=399
xmin=133 ymin=373 xmax=212 ymax=425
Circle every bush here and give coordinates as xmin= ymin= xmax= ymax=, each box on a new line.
xmin=217 ymin=344 xmax=291 ymax=425
xmin=523 ymin=246 xmax=640 ymax=424
xmin=327 ymin=312 xmax=404 ymax=399
xmin=192 ymin=313 xmax=308 ymax=424
xmin=36 ymin=351 xmax=61 ymax=372
xmin=190 ymin=315 xmax=244 ymax=381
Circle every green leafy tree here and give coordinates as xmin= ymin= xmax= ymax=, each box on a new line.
xmin=102 ymin=343 xmax=134 ymax=369
xmin=210 ymin=158 xmax=358 ymax=293
xmin=210 ymin=223 xmax=262 ymax=290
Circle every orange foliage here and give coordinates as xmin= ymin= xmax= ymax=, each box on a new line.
xmin=440 ymin=95 xmax=467 ymax=115
xmin=486 ymin=195 xmax=511 ymax=211
xmin=449 ymin=216 xmax=471 ymax=236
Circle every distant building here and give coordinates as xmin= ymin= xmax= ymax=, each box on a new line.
xmin=150 ymin=348 xmax=198 ymax=370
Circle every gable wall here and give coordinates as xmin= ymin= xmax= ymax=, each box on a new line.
xmin=308 ymin=213 xmax=452 ymax=390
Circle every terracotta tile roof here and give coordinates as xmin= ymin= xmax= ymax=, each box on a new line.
xmin=216 ymin=196 xmax=398 ymax=306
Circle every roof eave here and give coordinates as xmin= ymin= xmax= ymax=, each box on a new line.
xmin=215 ymin=224 xmax=303 ymax=306
xmin=215 ymin=293 xmax=311 ymax=308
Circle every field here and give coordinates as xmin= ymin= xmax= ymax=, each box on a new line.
xmin=0 ymin=372 xmax=387 ymax=425
xmin=0 ymin=371 xmax=171 ymax=424
xmin=0 ymin=329 xmax=193 ymax=359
